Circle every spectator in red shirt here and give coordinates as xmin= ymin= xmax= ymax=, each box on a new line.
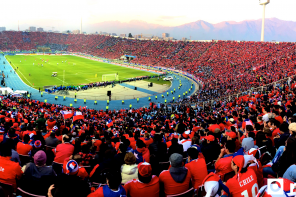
xmin=46 ymin=117 xmax=56 ymax=131
xmin=142 ymin=133 xmax=153 ymax=147
xmin=0 ymin=140 xmax=23 ymax=190
xmin=53 ymin=134 xmax=74 ymax=174
xmin=215 ymin=140 xmax=236 ymax=180
xmin=124 ymin=162 xmax=159 ymax=197
xmin=185 ymin=147 xmax=208 ymax=189
xmin=16 ymin=134 xmax=33 ymax=155
xmin=225 ymin=131 xmax=241 ymax=152
xmin=224 ymin=155 xmax=258 ymax=197
xmin=208 ymin=120 xmax=220 ymax=133
xmin=88 ymin=171 xmax=126 ymax=197
xmin=159 ymin=153 xmax=192 ymax=196
xmin=132 ymin=140 xmax=150 ymax=163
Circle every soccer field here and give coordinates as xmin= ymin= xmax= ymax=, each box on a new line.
xmin=5 ymin=55 xmax=156 ymax=90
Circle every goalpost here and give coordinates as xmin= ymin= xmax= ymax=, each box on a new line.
xmin=102 ymin=73 xmax=119 ymax=82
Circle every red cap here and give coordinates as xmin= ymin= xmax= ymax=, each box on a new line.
xmin=151 ymin=131 xmax=156 ymax=136
xmin=138 ymin=162 xmax=152 ymax=177
xmin=182 ymin=132 xmax=189 ymax=139
xmin=204 ymin=135 xmax=215 ymax=142
xmin=233 ymin=155 xmax=244 ymax=181
xmin=226 ymin=131 xmax=237 ymax=139
xmin=13 ymin=123 xmax=18 ymax=128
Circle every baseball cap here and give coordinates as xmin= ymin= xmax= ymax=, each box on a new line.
xmin=34 ymin=140 xmax=42 ymax=148
xmin=226 ymin=131 xmax=237 ymax=139
xmin=204 ymin=135 xmax=215 ymax=142
xmin=232 ymin=155 xmax=244 ymax=180
xmin=138 ymin=162 xmax=152 ymax=177
xmin=169 ymin=153 xmax=183 ymax=168
xmin=34 ymin=150 xmax=47 ymax=166
xmin=182 ymin=130 xmax=191 ymax=139
xmin=66 ymin=160 xmax=79 ymax=175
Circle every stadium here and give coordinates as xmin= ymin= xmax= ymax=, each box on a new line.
xmin=0 ymin=32 xmax=200 ymax=110
xmin=0 ymin=0 xmax=296 ymax=197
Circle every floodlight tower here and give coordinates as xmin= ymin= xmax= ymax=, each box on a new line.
xmin=259 ymin=0 xmax=270 ymax=41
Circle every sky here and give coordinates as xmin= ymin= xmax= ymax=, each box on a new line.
xmin=0 ymin=0 xmax=295 ymax=32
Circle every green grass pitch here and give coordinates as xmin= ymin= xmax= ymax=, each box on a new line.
xmin=5 ymin=55 xmax=158 ymax=90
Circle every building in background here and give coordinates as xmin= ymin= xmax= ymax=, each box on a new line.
xmin=37 ymin=27 xmax=44 ymax=32
xmin=182 ymin=37 xmax=187 ymax=41
xmin=164 ymin=37 xmax=175 ymax=41
xmin=0 ymin=27 xmax=6 ymax=32
xmin=111 ymin=33 xmax=117 ymax=36
xmin=119 ymin=34 xmax=126 ymax=37
xmin=152 ymin=36 xmax=161 ymax=40
xmin=141 ymin=34 xmax=153 ymax=39
xmin=162 ymin=33 xmax=169 ymax=39
xmin=72 ymin=30 xmax=80 ymax=34
xmin=134 ymin=35 xmax=142 ymax=39
xmin=29 ymin=26 xmax=36 ymax=32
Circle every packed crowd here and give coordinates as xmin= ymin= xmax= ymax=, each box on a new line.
xmin=1 ymin=32 xmax=296 ymax=196
xmin=1 ymin=32 xmax=296 ymax=102
xmin=0 ymin=71 xmax=296 ymax=197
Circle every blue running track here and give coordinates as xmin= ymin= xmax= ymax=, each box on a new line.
xmin=119 ymin=83 xmax=159 ymax=95
xmin=0 ymin=55 xmax=197 ymax=110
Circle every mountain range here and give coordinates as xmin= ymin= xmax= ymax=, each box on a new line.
xmin=89 ymin=18 xmax=296 ymax=42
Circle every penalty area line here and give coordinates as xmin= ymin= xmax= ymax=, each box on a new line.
xmin=55 ymin=77 xmax=69 ymax=84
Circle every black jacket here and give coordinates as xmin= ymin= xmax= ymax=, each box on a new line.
xmin=19 ymin=163 xmax=56 ymax=195
xmin=168 ymin=143 xmax=184 ymax=158
xmin=51 ymin=174 xmax=90 ymax=197
xmin=274 ymin=133 xmax=290 ymax=149
xmin=201 ymin=141 xmax=221 ymax=164
xmin=272 ymin=151 xmax=296 ymax=177
xmin=149 ymin=141 xmax=168 ymax=162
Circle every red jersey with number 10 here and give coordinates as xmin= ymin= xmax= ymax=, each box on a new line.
xmin=225 ymin=168 xmax=258 ymax=197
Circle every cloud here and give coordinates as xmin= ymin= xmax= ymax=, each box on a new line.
xmin=158 ymin=16 xmax=185 ymax=20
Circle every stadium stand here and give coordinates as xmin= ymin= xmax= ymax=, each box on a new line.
xmin=0 ymin=32 xmax=296 ymax=196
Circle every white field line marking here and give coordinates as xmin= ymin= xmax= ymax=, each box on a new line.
xmin=6 ymin=57 xmax=35 ymax=88
xmin=55 ymin=77 xmax=69 ymax=84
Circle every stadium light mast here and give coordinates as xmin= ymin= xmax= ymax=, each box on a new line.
xmin=259 ymin=0 xmax=270 ymax=41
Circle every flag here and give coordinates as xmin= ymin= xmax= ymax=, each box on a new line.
xmin=61 ymin=111 xmax=73 ymax=119
xmin=70 ymin=124 xmax=75 ymax=133
xmin=106 ymin=119 xmax=113 ymax=127
xmin=0 ymin=126 xmax=4 ymax=134
xmin=73 ymin=111 xmax=84 ymax=122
